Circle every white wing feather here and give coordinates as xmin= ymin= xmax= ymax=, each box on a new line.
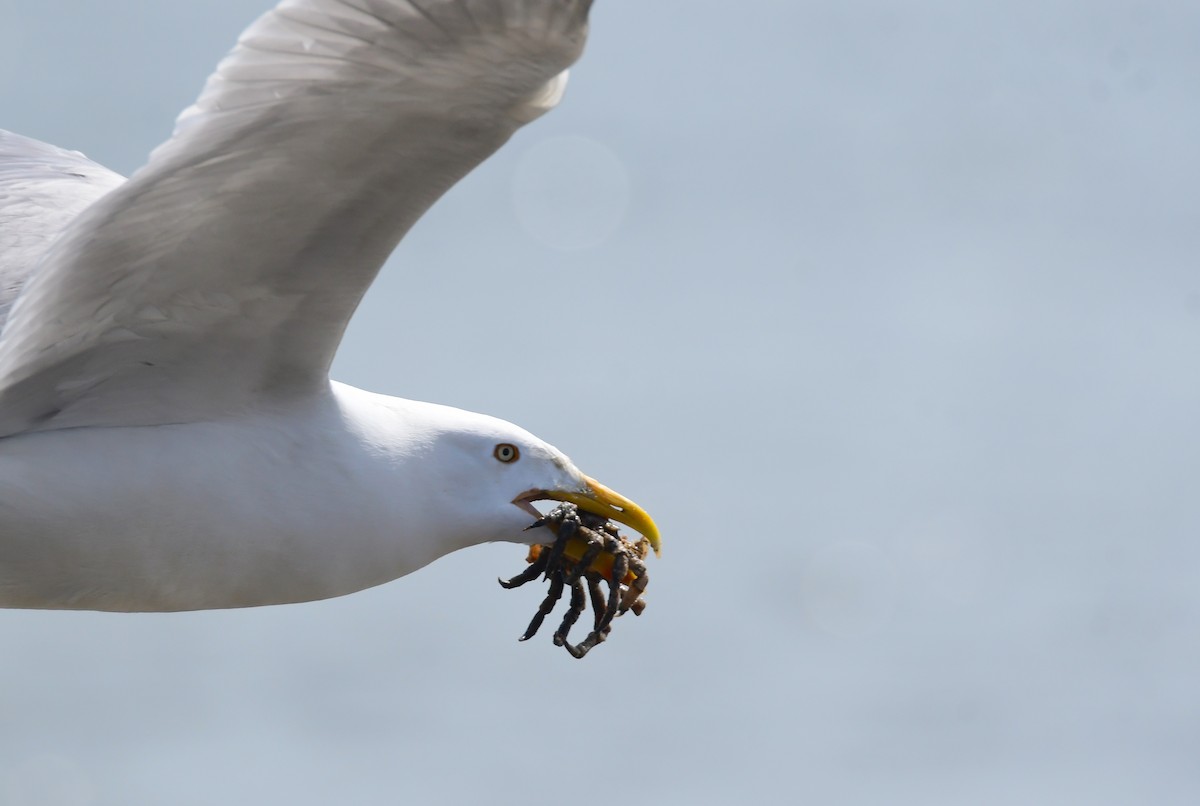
xmin=0 ymin=0 xmax=590 ymax=436
xmin=0 ymin=131 xmax=125 ymax=328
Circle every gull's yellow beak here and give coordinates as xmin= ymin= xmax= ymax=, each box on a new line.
xmin=540 ymin=476 xmax=661 ymax=556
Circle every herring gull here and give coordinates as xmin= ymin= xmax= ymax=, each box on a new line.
xmin=0 ymin=0 xmax=658 ymax=614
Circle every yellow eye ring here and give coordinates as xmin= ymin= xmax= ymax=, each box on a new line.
xmin=494 ymin=443 xmax=520 ymax=463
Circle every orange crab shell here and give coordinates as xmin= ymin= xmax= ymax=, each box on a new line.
xmin=526 ymin=539 xmax=640 ymax=586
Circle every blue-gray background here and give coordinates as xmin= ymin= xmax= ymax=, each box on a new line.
xmin=2 ymin=1 xmax=1198 ymax=804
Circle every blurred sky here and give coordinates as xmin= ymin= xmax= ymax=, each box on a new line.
xmin=2 ymin=1 xmax=1199 ymax=804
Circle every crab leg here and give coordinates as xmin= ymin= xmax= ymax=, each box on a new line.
xmin=566 ymin=540 xmax=605 ymax=584
xmin=553 ymin=579 xmax=588 ymax=647
xmin=519 ymin=572 xmax=564 ymax=642
xmin=498 ymin=548 xmax=550 ymax=589
xmin=539 ymin=516 xmax=576 ymax=581
xmin=564 ymin=627 xmax=607 ymax=659
xmin=587 ymin=575 xmax=607 ymax=630
xmin=595 ymin=552 xmax=628 ymax=635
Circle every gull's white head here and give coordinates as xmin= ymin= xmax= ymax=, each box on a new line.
xmin=377 ymin=400 xmax=659 ymax=556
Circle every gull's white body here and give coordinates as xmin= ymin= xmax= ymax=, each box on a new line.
xmin=0 ymin=384 xmax=561 ymax=610
xmin=0 ymin=0 xmax=627 ymax=612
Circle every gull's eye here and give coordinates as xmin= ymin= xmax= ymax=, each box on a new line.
xmin=494 ymin=443 xmax=520 ymax=463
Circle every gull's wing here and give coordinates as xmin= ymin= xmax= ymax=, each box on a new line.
xmin=0 ymin=131 xmax=126 ymax=330
xmin=0 ymin=0 xmax=591 ymax=436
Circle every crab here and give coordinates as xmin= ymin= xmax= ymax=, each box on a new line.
xmin=499 ymin=502 xmax=650 ymax=658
